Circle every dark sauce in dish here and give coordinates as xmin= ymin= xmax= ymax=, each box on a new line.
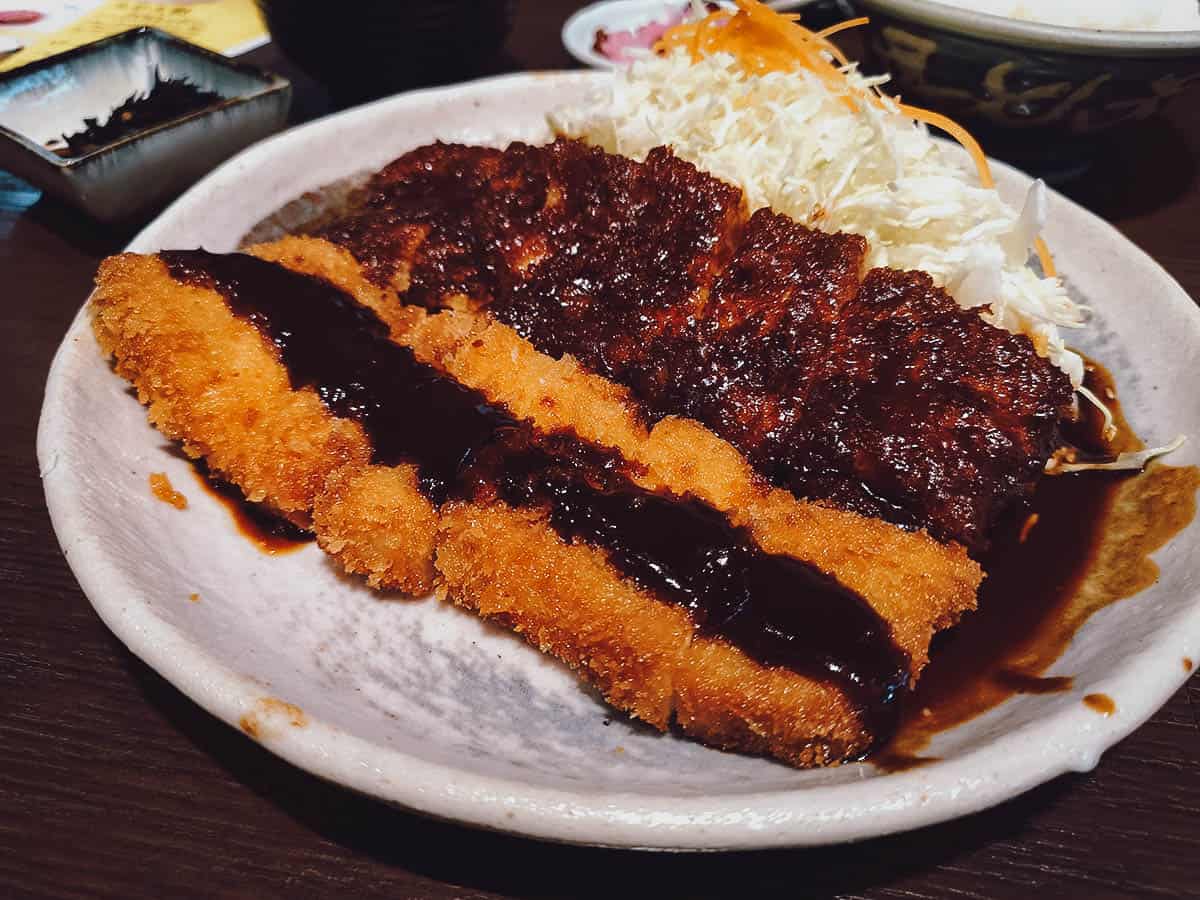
xmin=991 ymin=671 xmax=1073 ymax=694
xmin=162 ymin=249 xmax=910 ymax=745
xmin=49 ymin=70 xmax=222 ymax=158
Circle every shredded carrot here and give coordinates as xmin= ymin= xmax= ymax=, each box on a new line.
xmin=656 ymin=1 xmax=1059 ymax=277
xmin=815 ymin=17 xmax=870 ymax=40
xmin=657 ymin=0 xmax=861 ymax=111
xmin=897 ymin=103 xmax=994 ymax=189
xmin=809 ymin=19 xmax=869 ymax=69
xmin=1034 ymin=237 xmax=1057 ymax=277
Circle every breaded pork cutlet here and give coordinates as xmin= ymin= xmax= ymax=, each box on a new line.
xmin=251 ymin=238 xmax=978 ymax=676
xmin=321 ymin=139 xmax=747 ymax=326
xmin=324 ymin=139 xmax=1072 ymax=549
xmin=91 ymin=247 xmax=440 ymax=593
xmin=318 ymin=143 xmax=503 ymax=306
xmin=484 ymin=141 xmax=747 ymax=391
xmin=484 ymin=164 xmax=1073 ymax=550
xmin=605 ymin=210 xmax=1075 ymax=548
xmin=91 ymin=238 xmax=981 ymax=765
xmin=393 ymin=285 xmax=978 ymax=676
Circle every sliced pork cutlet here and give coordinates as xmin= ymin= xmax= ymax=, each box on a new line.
xmin=680 ymin=251 xmax=1073 ymax=549
xmin=785 ymin=267 xmax=1075 ymax=549
xmin=91 ymin=240 xmax=983 ymax=765
xmin=318 ymin=139 xmax=1071 ymax=548
xmin=317 ymin=139 xmax=620 ymax=312
xmin=491 ymin=184 xmax=1071 ymax=549
xmin=488 ymin=143 xmax=747 ymax=398
xmin=470 ymin=138 xmax=628 ymax=286
xmin=636 ymin=208 xmax=869 ymax=451
xmin=319 ymin=137 xmax=748 ymax=375
xmin=319 ymin=143 xmax=506 ymax=308
xmin=651 ymin=210 xmax=1074 ymax=549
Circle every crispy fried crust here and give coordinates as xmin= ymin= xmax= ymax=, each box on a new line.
xmin=248 ymin=235 xmax=980 ymax=672
xmin=91 ymin=250 xmax=439 ymax=593
xmin=91 ymin=236 xmax=984 ymax=766
xmin=394 ymin=291 xmax=979 ymax=673
xmin=313 ymin=465 xmax=438 ymax=593
xmin=247 ymin=234 xmax=411 ymax=327
xmin=91 ymin=253 xmax=369 ymax=521
xmin=435 ymin=502 xmax=690 ymax=728
xmin=435 ymin=501 xmax=867 ymax=764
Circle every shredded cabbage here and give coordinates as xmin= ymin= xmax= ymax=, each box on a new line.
xmin=551 ymin=49 xmax=1088 ymax=387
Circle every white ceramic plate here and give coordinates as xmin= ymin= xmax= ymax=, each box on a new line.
xmin=38 ymin=71 xmax=1200 ymax=851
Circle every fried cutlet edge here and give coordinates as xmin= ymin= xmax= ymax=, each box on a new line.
xmin=89 ymin=249 xmax=439 ymax=594
xmin=94 ymin=237 xmax=983 ymax=765
xmin=435 ymin=500 xmax=871 ymax=766
xmin=327 ymin=140 xmax=1068 ymax=550
xmin=253 ymin=236 xmax=982 ymax=760
xmin=249 ymin=236 xmax=982 ymax=661
xmin=243 ymin=237 xmax=980 ymax=656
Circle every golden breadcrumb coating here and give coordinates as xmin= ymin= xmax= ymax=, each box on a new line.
xmin=91 ymin=253 xmax=369 ymax=522
xmin=244 ymin=236 xmax=979 ymax=670
xmin=91 ymin=250 xmax=439 ymax=594
xmin=397 ymin=302 xmax=980 ymax=673
xmin=672 ymin=635 xmax=865 ymax=767
xmin=436 ymin=502 xmax=691 ymax=728
xmin=436 ymin=500 xmax=870 ymax=763
xmin=91 ymin=235 xmax=984 ymax=766
xmin=313 ymin=464 xmax=437 ymax=594
xmin=247 ymin=235 xmax=424 ymax=337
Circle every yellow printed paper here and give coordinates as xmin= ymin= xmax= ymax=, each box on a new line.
xmin=0 ymin=0 xmax=268 ymax=72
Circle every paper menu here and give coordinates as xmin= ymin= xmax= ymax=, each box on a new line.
xmin=0 ymin=0 xmax=269 ymax=72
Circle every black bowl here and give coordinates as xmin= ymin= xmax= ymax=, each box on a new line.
xmin=854 ymin=0 xmax=1200 ymax=176
xmin=257 ymin=0 xmax=517 ymax=102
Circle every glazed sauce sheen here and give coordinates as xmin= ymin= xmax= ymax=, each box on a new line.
xmin=472 ymin=430 xmax=908 ymax=734
xmin=163 ymin=249 xmax=909 ymax=743
xmin=163 ymin=249 xmax=511 ymax=500
xmin=876 ymin=362 xmax=1200 ymax=770
xmin=190 ymin=467 xmax=313 ymax=555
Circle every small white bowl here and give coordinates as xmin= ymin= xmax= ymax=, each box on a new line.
xmin=563 ymin=0 xmax=725 ymax=69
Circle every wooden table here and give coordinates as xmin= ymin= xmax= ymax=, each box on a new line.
xmin=3 ymin=4 xmax=1198 ymax=897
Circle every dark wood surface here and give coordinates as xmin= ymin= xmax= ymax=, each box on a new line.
xmin=3 ymin=4 xmax=1198 ymax=898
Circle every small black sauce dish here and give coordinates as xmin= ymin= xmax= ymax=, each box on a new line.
xmin=0 ymin=28 xmax=291 ymax=222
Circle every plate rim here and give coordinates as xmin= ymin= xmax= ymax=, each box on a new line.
xmin=38 ymin=69 xmax=1200 ymax=851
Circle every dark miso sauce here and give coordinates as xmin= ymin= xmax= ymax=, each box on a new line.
xmin=189 ymin=464 xmax=313 ymax=556
xmin=162 ymin=249 xmax=911 ymax=745
xmin=991 ymin=671 xmax=1073 ymax=695
xmin=876 ymin=361 xmax=1200 ymax=770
